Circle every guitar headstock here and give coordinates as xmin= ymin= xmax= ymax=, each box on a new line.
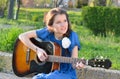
xmin=88 ymin=57 xmax=112 ymax=69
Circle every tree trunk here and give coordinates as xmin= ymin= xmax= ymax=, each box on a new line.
xmin=8 ymin=0 xmax=15 ymax=19
xmin=0 ymin=9 xmax=4 ymax=18
xmin=14 ymin=0 xmax=20 ymax=20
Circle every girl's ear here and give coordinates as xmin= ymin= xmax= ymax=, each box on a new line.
xmin=43 ymin=12 xmax=48 ymax=25
xmin=47 ymin=26 xmax=54 ymax=32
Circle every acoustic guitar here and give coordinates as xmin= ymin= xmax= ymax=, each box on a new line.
xmin=12 ymin=38 xmax=112 ymax=77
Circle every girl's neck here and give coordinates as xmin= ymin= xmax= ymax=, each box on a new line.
xmin=54 ymin=33 xmax=63 ymax=40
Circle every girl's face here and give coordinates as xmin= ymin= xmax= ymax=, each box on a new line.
xmin=52 ymin=14 xmax=68 ymax=37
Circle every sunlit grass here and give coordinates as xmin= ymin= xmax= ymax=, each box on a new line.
xmin=20 ymin=8 xmax=50 ymax=12
xmin=72 ymin=24 xmax=120 ymax=70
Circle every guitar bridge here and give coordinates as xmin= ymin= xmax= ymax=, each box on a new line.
xmin=26 ymin=48 xmax=30 ymax=64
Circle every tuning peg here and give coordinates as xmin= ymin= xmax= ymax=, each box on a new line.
xmin=98 ymin=59 xmax=101 ymax=61
xmin=102 ymin=59 xmax=105 ymax=62
xmin=102 ymin=65 xmax=104 ymax=68
xmin=89 ymin=57 xmax=111 ymax=69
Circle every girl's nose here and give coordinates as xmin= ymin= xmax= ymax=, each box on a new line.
xmin=60 ymin=22 xmax=65 ymax=27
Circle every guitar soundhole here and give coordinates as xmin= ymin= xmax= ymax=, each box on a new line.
xmin=36 ymin=56 xmax=42 ymax=63
xmin=36 ymin=56 xmax=46 ymax=65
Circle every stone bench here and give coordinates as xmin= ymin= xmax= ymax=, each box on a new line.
xmin=0 ymin=52 xmax=120 ymax=79
xmin=76 ymin=66 xmax=120 ymax=79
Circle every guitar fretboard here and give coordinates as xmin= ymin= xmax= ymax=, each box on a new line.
xmin=47 ymin=55 xmax=86 ymax=64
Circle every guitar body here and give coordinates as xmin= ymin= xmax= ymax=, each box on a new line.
xmin=12 ymin=38 xmax=61 ymax=77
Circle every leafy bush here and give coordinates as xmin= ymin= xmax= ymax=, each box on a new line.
xmin=82 ymin=6 xmax=120 ymax=36
xmin=76 ymin=0 xmax=88 ymax=8
xmin=0 ymin=0 xmax=8 ymax=10
xmin=0 ymin=27 xmax=23 ymax=52
xmin=32 ymin=15 xmax=41 ymax=22
xmin=0 ymin=0 xmax=8 ymax=17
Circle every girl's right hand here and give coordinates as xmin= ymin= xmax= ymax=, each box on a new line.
xmin=36 ymin=48 xmax=48 ymax=61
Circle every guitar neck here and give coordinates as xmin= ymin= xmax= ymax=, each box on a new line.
xmin=47 ymin=55 xmax=87 ymax=65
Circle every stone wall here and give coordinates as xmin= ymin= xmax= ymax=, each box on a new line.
xmin=0 ymin=52 xmax=120 ymax=79
xmin=76 ymin=66 xmax=120 ymax=79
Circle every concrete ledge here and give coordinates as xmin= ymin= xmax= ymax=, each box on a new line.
xmin=0 ymin=52 xmax=120 ymax=79
xmin=77 ymin=66 xmax=120 ymax=79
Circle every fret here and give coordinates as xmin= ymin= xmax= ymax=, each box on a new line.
xmin=47 ymin=55 xmax=82 ymax=64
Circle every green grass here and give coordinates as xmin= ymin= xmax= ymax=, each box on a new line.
xmin=0 ymin=8 xmax=120 ymax=70
xmin=72 ymin=24 xmax=120 ymax=70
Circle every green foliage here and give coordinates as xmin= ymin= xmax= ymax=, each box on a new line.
xmin=106 ymin=0 xmax=114 ymax=7
xmin=32 ymin=15 xmax=39 ymax=22
xmin=82 ymin=6 xmax=120 ymax=36
xmin=0 ymin=0 xmax=8 ymax=18
xmin=0 ymin=0 xmax=8 ymax=10
xmin=68 ymin=11 xmax=83 ymax=26
xmin=14 ymin=8 xmax=47 ymax=27
xmin=76 ymin=0 xmax=88 ymax=8
xmin=88 ymin=0 xmax=99 ymax=7
xmin=0 ymin=27 xmax=23 ymax=52
xmin=73 ymin=25 xmax=120 ymax=70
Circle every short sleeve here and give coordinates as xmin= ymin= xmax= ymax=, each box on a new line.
xmin=68 ymin=32 xmax=81 ymax=52
xmin=36 ymin=27 xmax=50 ymax=40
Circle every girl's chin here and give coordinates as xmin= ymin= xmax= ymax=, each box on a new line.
xmin=58 ymin=30 xmax=67 ymax=35
xmin=58 ymin=32 xmax=66 ymax=35
xmin=62 ymin=30 xmax=67 ymax=34
xmin=62 ymin=32 xmax=67 ymax=34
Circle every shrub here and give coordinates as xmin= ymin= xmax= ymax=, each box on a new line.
xmin=82 ymin=6 xmax=120 ymax=36
xmin=32 ymin=15 xmax=41 ymax=22
xmin=0 ymin=27 xmax=23 ymax=52
xmin=0 ymin=0 xmax=8 ymax=18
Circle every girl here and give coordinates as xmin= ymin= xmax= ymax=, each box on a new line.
xmin=19 ymin=8 xmax=84 ymax=79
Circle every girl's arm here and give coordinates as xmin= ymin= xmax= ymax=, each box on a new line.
xmin=19 ymin=30 xmax=37 ymax=52
xmin=19 ymin=30 xmax=48 ymax=61
xmin=71 ymin=46 xmax=85 ymax=69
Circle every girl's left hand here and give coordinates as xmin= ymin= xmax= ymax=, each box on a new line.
xmin=75 ymin=62 xmax=85 ymax=69
xmin=72 ymin=62 xmax=85 ymax=69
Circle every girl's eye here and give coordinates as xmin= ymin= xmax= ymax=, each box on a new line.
xmin=56 ymin=21 xmax=61 ymax=24
xmin=55 ymin=19 xmax=67 ymax=24
xmin=64 ymin=20 xmax=67 ymax=22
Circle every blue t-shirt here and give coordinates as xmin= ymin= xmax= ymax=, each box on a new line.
xmin=34 ymin=27 xmax=81 ymax=79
